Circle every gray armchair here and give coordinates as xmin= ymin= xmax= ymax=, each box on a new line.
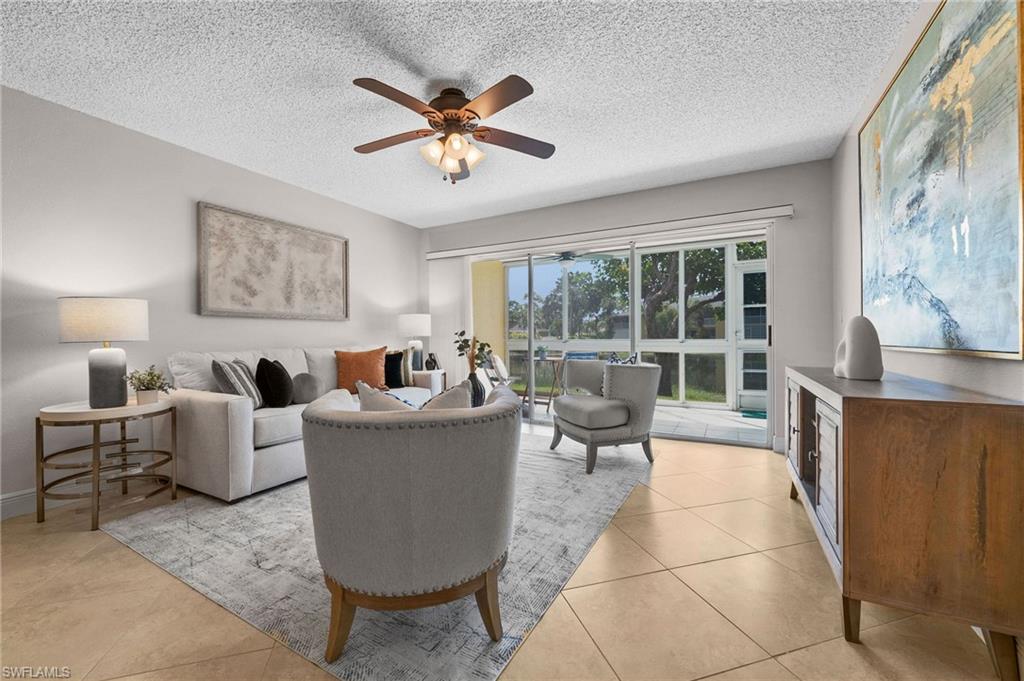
xmin=551 ymin=360 xmax=662 ymax=474
xmin=301 ymin=386 xmax=522 ymax=661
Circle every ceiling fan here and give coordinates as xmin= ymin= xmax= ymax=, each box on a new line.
xmin=353 ymin=75 xmax=555 ymax=184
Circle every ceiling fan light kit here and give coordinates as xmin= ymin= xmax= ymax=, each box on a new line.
xmin=353 ymin=75 xmax=555 ymax=184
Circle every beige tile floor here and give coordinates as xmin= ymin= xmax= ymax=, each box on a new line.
xmin=1 ymin=437 xmax=998 ymax=681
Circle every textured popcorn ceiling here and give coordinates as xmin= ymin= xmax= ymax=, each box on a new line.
xmin=1 ymin=1 xmax=919 ymax=228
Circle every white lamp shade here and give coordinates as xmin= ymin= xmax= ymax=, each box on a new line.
xmin=58 ymin=297 xmax=149 ymax=343
xmin=397 ymin=313 xmax=431 ymax=337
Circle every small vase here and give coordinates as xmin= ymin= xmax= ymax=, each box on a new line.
xmin=425 ymin=353 xmax=440 ymax=370
xmin=136 ymin=390 xmax=159 ymax=405
xmin=468 ymin=372 xmax=486 ymax=408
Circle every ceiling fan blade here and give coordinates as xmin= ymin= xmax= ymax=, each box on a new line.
xmin=353 ymin=78 xmax=440 ymax=118
xmin=472 ymin=127 xmax=555 ymax=159
xmin=354 ymin=129 xmax=434 ymax=154
xmin=461 ymin=75 xmax=533 ymax=119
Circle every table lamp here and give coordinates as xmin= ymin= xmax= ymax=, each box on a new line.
xmin=58 ymin=297 xmax=149 ymax=408
xmin=397 ymin=313 xmax=431 ymax=370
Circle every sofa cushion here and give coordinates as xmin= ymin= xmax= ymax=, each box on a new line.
xmin=259 ymin=348 xmax=309 ymax=377
xmin=256 ymin=358 xmax=294 ymax=408
xmin=337 ymin=347 xmax=387 ymax=392
xmin=168 ymin=351 xmax=219 ymax=391
xmin=212 ymin=359 xmax=264 ymax=408
xmin=553 ymin=394 xmax=630 ymax=429
xmin=387 ymin=386 xmax=432 ymax=408
xmin=357 ymin=381 xmax=416 ymax=411
xmin=291 ymin=372 xmax=324 ymax=404
xmin=420 ymin=380 xmax=472 ymax=410
xmin=304 ymin=348 xmax=340 ymax=392
xmin=384 ymin=351 xmax=405 ymax=388
xmin=253 ymin=403 xmax=306 ymax=448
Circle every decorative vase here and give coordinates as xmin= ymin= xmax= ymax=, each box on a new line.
xmin=136 ymin=390 xmax=159 ymax=405
xmin=538 ymin=348 xmax=547 ymax=360
xmin=468 ymin=372 xmax=486 ymax=408
xmin=425 ymin=353 xmax=440 ymax=370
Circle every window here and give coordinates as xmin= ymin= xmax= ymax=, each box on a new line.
xmin=567 ymin=254 xmax=629 ymax=339
xmin=742 ymin=271 xmax=767 ymax=339
xmin=742 ymin=352 xmax=768 ymax=391
xmin=736 ymin=240 xmax=767 ymax=261
xmin=529 ymin=260 xmax=563 ymax=340
xmin=684 ymin=247 xmax=726 ymax=340
xmin=684 ymin=354 xmax=726 ymax=403
xmin=641 ymin=352 xmax=680 ymax=399
xmin=506 ymin=264 xmax=529 ymax=340
xmin=640 ymin=251 xmax=679 ymax=339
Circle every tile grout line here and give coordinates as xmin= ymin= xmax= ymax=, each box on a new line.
xmin=560 ymin=593 xmax=624 ymax=681
xmin=89 ymin=647 xmax=274 ymax=681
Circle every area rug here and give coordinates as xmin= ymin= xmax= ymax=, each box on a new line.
xmin=102 ymin=432 xmax=651 ymax=681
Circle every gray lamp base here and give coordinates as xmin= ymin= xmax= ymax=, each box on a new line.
xmin=408 ymin=340 xmax=424 ymax=371
xmin=88 ymin=347 xmax=128 ymax=408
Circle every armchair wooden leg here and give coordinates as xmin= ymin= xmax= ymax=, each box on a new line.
xmin=586 ymin=444 xmax=598 ymax=474
xmin=789 ymin=481 xmax=799 ymax=500
xmin=550 ymin=423 xmax=562 ymax=450
xmin=641 ymin=436 xmax=654 ymax=463
xmin=474 ymin=565 xmax=503 ymax=641
xmin=324 ymin=577 xmax=357 ymax=662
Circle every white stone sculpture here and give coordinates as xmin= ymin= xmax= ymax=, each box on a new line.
xmin=834 ymin=315 xmax=884 ymax=380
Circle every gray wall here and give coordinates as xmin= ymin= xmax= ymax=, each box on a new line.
xmin=831 ymin=3 xmax=1023 ymax=402
xmin=1 ymin=88 xmax=424 ymax=505
xmin=426 ymin=160 xmax=836 ymax=448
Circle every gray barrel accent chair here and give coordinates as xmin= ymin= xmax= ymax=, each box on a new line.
xmin=301 ymin=385 xmax=522 ymax=662
xmin=550 ymin=360 xmax=662 ymax=473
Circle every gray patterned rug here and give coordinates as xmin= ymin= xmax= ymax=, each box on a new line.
xmin=102 ymin=432 xmax=650 ymax=681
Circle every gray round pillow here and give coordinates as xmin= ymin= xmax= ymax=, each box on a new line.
xmin=291 ymin=372 xmax=324 ymax=404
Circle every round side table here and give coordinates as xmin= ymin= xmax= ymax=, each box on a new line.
xmin=36 ymin=397 xmax=177 ymax=530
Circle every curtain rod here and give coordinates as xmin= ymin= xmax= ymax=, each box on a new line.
xmin=424 ymin=204 xmax=792 ymax=261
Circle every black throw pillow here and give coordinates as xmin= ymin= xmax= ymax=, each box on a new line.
xmin=384 ymin=351 xmax=405 ymax=389
xmin=256 ymin=358 xmax=294 ymax=408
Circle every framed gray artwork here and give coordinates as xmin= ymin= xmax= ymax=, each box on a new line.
xmin=859 ymin=0 xmax=1022 ymax=359
xmin=198 ymin=202 xmax=349 ymax=320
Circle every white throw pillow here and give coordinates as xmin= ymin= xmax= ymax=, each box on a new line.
xmin=356 ymin=379 xmax=472 ymax=412
xmin=356 ymin=381 xmax=416 ymax=411
xmin=421 ymin=380 xmax=472 ymax=410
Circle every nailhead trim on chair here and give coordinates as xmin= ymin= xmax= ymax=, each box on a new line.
xmin=323 ymin=551 xmax=509 ymax=598
xmin=302 ymin=403 xmax=521 ymax=430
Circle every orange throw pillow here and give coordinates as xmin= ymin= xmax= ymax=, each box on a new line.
xmin=336 ymin=347 xmax=388 ymax=392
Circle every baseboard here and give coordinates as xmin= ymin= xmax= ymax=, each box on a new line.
xmin=772 ymin=435 xmax=785 ymax=453
xmin=1 ymin=487 xmax=72 ymax=520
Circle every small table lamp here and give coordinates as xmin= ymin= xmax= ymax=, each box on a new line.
xmin=58 ymin=297 xmax=149 ymax=408
xmin=398 ymin=313 xmax=431 ymax=371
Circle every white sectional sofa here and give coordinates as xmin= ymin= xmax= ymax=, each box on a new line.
xmin=157 ymin=347 xmax=444 ymax=502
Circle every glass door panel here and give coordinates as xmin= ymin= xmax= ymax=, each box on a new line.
xmin=640 ymin=251 xmax=679 ymax=339
xmin=684 ymin=354 xmax=727 ymax=404
xmin=741 ymin=271 xmax=767 ymax=340
xmin=684 ymin=247 xmax=726 ymax=340
xmin=641 ymin=352 xmax=680 ymax=400
xmin=568 ymin=253 xmax=630 ymax=340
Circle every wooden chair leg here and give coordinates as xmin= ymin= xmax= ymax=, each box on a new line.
xmin=324 ymin=577 xmax=357 ymax=662
xmin=474 ymin=566 xmax=503 ymax=641
xmin=586 ymin=444 xmax=598 ymax=474
xmin=789 ymin=481 xmax=799 ymax=500
xmin=641 ymin=436 xmax=654 ymax=463
xmin=842 ymin=595 xmax=861 ymax=643
xmin=550 ymin=423 xmax=562 ymax=450
xmin=983 ymin=629 xmax=1020 ymax=681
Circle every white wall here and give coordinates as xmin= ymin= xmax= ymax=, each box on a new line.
xmin=831 ymin=3 xmax=1023 ymax=402
xmin=426 ymin=160 xmax=836 ymax=447
xmin=1 ymin=88 xmax=425 ymax=512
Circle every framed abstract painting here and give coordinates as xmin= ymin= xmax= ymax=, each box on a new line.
xmin=859 ymin=0 xmax=1022 ymax=359
xmin=198 ymin=203 xmax=349 ymax=321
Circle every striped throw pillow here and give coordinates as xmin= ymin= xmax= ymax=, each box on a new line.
xmin=211 ymin=359 xmax=264 ymax=409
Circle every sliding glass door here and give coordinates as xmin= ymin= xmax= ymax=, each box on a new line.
xmin=493 ymin=237 xmax=769 ymax=444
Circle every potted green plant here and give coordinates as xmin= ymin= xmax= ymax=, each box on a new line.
xmin=453 ymin=331 xmax=491 ymax=407
xmin=536 ymin=345 xmax=548 ymax=360
xmin=125 ymin=365 xmax=171 ymax=405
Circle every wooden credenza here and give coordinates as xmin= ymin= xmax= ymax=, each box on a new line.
xmin=785 ymin=367 xmax=1023 ymax=680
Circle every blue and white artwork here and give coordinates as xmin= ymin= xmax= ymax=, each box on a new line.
xmin=860 ymin=0 xmax=1022 ymax=357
